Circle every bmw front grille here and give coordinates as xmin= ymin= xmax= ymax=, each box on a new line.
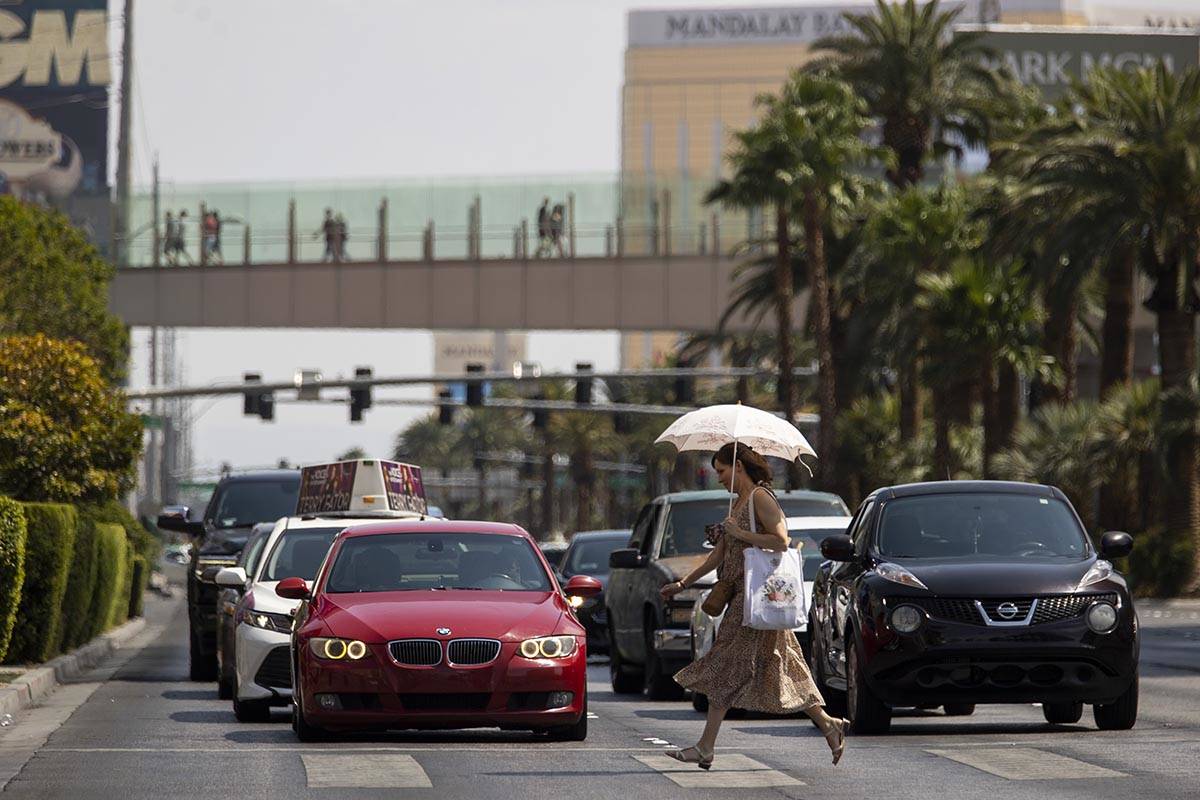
xmin=447 ymin=639 xmax=501 ymax=666
xmin=388 ymin=639 xmax=442 ymax=666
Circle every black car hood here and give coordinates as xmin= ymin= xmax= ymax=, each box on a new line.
xmin=198 ymin=526 xmax=253 ymax=556
xmin=891 ymin=556 xmax=1096 ymax=596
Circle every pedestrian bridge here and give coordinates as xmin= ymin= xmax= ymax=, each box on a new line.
xmin=109 ymin=254 xmax=792 ymax=332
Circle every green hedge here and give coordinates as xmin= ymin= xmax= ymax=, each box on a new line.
xmin=87 ymin=522 xmax=126 ymax=641
xmin=109 ymin=542 xmax=134 ymax=629
xmin=57 ymin=515 xmax=106 ymax=651
xmin=128 ymin=555 xmax=147 ymax=619
xmin=6 ymin=503 xmax=76 ymax=663
xmin=0 ymin=498 xmax=27 ymax=662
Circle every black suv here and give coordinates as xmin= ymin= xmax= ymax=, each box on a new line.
xmin=810 ymin=480 xmax=1138 ymax=734
xmin=158 ymin=470 xmax=300 ymax=680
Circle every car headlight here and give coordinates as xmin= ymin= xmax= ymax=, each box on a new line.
xmin=309 ymin=637 xmax=370 ymax=660
xmin=237 ymin=609 xmax=292 ymax=633
xmin=1078 ymin=560 xmax=1113 ymax=589
xmin=876 ymin=562 xmax=929 ymax=590
xmin=194 ymin=556 xmax=237 ymax=579
xmin=518 ymin=635 xmax=577 ymax=659
xmin=1086 ymin=602 xmax=1118 ymax=633
xmin=890 ymin=604 xmax=924 ymax=634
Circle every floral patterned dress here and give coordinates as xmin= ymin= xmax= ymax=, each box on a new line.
xmin=672 ymin=488 xmax=824 ymax=713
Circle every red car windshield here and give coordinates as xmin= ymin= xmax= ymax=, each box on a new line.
xmin=325 ymin=532 xmax=552 ymax=593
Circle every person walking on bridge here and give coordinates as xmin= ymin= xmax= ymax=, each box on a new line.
xmin=661 ymin=443 xmax=848 ymax=770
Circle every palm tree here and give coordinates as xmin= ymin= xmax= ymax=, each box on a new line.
xmin=811 ymin=0 xmax=1000 ymax=189
xmin=710 ymin=72 xmax=888 ymax=486
xmin=394 ymin=415 xmax=464 ymax=479
xmin=1017 ymin=64 xmax=1200 ymax=588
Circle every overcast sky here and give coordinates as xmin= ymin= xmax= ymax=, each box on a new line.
xmin=121 ymin=0 xmax=774 ymax=476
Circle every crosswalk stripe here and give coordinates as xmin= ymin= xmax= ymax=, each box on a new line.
xmin=633 ymin=754 xmax=803 ymax=788
xmin=301 ymin=753 xmax=433 ymax=788
xmin=926 ymin=748 xmax=1128 ymax=780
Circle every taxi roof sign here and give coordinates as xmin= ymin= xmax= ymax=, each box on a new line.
xmin=296 ymin=459 xmax=427 ymax=517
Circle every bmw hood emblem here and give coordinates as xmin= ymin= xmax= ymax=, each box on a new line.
xmin=436 ymin=627 xmax=452 ymax=636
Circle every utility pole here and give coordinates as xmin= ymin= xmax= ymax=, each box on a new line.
xmin=115 ymin=0 xmax=135 ymax=267
xmin=151 ymin=155 xmax=160 ymax=267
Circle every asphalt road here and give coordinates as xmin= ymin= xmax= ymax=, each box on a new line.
xmin=0 ymin=595 xmax=1196 ymax=799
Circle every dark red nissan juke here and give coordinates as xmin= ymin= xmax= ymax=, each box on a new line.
xmin=276 ymin=520 xmax=601 ymax=741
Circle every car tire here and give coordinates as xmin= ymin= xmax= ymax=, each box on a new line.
xmin=1042 ymin=701 xmax=1082 ymax=724
xmin=546 ymin=699 xmax=588 ymax=742
xmin=943 ymin=702 xmax=976 ymax=717
xmin=189 ymin=630 xmax=217 ymax=682
xmin=691 ymin=692 xmax=709 ymax=713
xmin=1093 ymin=672 xmax=1138 ymax=731
xmin=292 ymin=701 xmax=329 ymax=742
xmin=232 ymin=675 xmax=272 ymax=723
xmin=608 ymin=622 xmax=643 ymax=695
xmin=846 ymin=638 xmax=891 ymax=734
xmin=812 ymin=622 xmax=846 ymax=719
xmin=217 ymin=675 xmax=234 ymax=701
xmin=643 ymin=626 xmax=684 ymax=701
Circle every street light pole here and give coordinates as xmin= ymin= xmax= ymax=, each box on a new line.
xmin=115 ymin=0 xmax=135 ymax=267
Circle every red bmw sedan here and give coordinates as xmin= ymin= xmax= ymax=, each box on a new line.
xmin=276 ymin=520 xmax=601 ymax=741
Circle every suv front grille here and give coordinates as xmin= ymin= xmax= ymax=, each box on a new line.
xmin=1031 ymin=593 xmax=1118 ymax=625
xmin=447 ymin=639 xmax=500 ymax=665
xmin=906 ymin=594 xmax=1120 ymax=627
xmin=910 ymin=598 xmax=981 ymax=625
xmin=389 ymin=639 xmax=442 ymax=666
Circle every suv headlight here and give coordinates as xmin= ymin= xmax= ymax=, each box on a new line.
xmin=890 ymin=604 xmax=924 ymax=634
xmin=194 ymin=556 xmax=237 ymax=580
xmin=518 ymin=635 xmax=577 ymax=659
xmin=876 ymin=562 xmax=929 ymax=590
xmin=237 ymin=608 xmax=292 ymax=633
xmin=310 ymin=637 xmax=370 ymax=660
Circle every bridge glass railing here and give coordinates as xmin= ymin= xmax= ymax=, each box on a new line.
xmin=121 ymin=173 xmax=755 ymax=266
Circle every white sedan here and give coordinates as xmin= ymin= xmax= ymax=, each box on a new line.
xmin=688 ymin=515 xmax=850 ymax=712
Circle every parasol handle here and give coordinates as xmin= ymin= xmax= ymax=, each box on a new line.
xmin=728 ymin=439 xmax=738 ymax=514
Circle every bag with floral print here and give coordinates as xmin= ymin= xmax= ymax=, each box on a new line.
xmin=741 ymin=486 xmax=807 ymax=630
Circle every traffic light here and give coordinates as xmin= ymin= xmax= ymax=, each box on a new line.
xmin=614 ymin=410 xmax=633 ymax=435
xmin=257 ymin=392 xmax=275 ymax=421
xmin=349 ymin=366 xmax=373 ymax=423
xmin=575 ymin=362 xmax=593 ymax=405
xmin=466 ymin=363 xmax=485 ymax=407
xmin=532 ymin=393 xmax=548 ymax=430
xmin=242 ymin=372 xmax=262 ymax=416
xmin=438 ymin=389 xmax=455 ymax=426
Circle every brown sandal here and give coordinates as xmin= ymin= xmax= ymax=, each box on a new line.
xmin=666 ymin=745 xmax=714 ymax=770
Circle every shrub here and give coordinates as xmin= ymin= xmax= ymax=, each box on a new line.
xmin=0 ymin=498 xmax=27 ymax=661
xmin=6 ymin=503 xmax=76 ymax=663
xmin=88 ymin=523 xmax=126 ymax=640
xmin=57 ymin=515 xmax=105 ymax=652
xmin=110 ymin=543 xmax=135 ymax=629
xmin=1124 ymin=525 xmax=1194 ymax=598
xmin=128 ymin=556 xmax=147 ymax=619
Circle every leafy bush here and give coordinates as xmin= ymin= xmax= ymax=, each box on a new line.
xmin=58 ymin=515 xmax=105 ymax=652
xmin=110 ymin=544 xmax=135 ymax=629
xmin=88 ymin=523 xmax=127 ymax=641
xmin=6 ymin=503 xmax=76 ymax=663
xmin=128 ymin=556 xmax=147 ymax=619
xmin=1124 ymin=526 xmax=1194 ymax=598
xmin=0 ymin=335 xmax=142 ymax=504
xmin=0 ymin=498 xmax=27 ymax=662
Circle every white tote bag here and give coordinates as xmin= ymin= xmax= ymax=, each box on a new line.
xmin=742 ymin=488 xmax=807 ymax=631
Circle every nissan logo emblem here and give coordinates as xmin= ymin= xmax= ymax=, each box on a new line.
xmin=996 ymin=602 xmax=1020 ymax=620
xmin=436 ymin=627 xmax=452 ymax=636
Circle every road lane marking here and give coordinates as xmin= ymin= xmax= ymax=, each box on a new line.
xmin=301 ymin=754 xmax=432 ymax=788
xmin=926 ymin=747 xmax=1128 ymax=780
xmin=633 ymin=754 xmax=802 ymax=788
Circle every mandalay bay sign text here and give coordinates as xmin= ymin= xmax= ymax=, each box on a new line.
xmin=962 ymin=26 xmax=1200 ymax=100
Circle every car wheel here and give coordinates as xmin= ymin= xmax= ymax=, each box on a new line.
xmin=846 ymin=638 xmax=891 ymax=734
xmin=1093 ymin=671 xmax=1138 ymax=731
xmin=291 ymin=672 xmax=331 ymax=742
xmin=943 ymin=702 xmax=976 ymax=717
xmin=643 ymin=626 xmax=684 ymax=701
xmin=189 ymin=629 xmax=217 ymax=682
xmin=232 ymin=675 xmax=272 ymax=723
xmin=812 ymin=623 xmax=846 ymax=719
xmin=1042 ymin=701 xmax=1082 ymax=724
xmin=546 ymin=699 xmax=588 ymax=742
xmin=608 ymin=622 xmax=643 ymax=695
xmin=691 ymin=692 xmax=709 ymax=713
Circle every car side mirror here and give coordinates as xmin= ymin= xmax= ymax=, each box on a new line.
xmin=199 ymin=565 xmax=223 ymax=584
xmin=215 ymin=566 xmax=248 ymax=588
xmin=1100 ymin=531 xmax=1133 ymax=560
xmin=157 ymin=506 xmax=205 ymax=537
xmin=276 ymin=576 xmax=310 ymax=600
xmin=820 ymin=534 xmax=854 ymax=562
xmin=609 ymin=548 xmax=645 ymax=569
xmin=563 ymin=575 xmax=602 ymax=598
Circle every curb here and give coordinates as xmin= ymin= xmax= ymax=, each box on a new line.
xmin=0 ymin=616 xmax=147 ymax=719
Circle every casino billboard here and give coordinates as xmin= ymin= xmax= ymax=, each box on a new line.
xmin=0 ymin=1 xmax=110 ymax=234
xmin=961 ymin=24 xmax=1200 ymax=100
